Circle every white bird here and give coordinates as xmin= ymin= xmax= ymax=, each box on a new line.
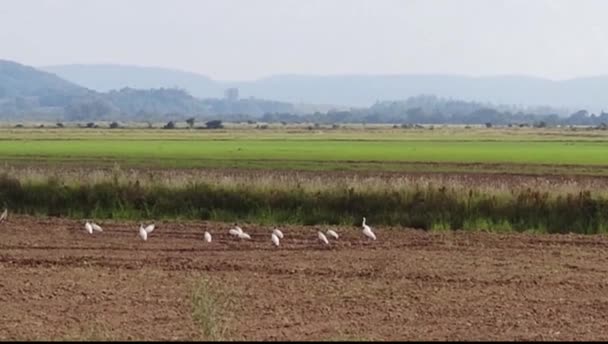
xmin=318 ymin=231 xmax=329 ymax=245
xmin=271 ymin=233 xmax=280 ymax=247
xmin=362 ymin=217 xmax=376 ymax=240
xmin=138 ymin=224 xmax=148 ymax=241
xmin=326 ymin=229 xmax=339 ymax=239
xmin=238 ymin=232 xmax=251 ymax=240
xmin=84 ymin=221 xmax=93 ymax=234
xmin=229 ymin=223 xmax=244 ymax=236
xmin=91 ymin=222 xmax=103 ymax=232
xmin=0 ymin=208 xmax=7 ymax=223
xmin=144 ymin=223 xmax=155 ymax=234
xmin=204 ymin=231 xmax=212 ymax=243
xmin=272 ymin=228 xmax=284 ymax=239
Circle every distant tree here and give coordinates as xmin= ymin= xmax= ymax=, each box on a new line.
xmin=56 ymin=122 xmax=64 ymax=128
xmin=14 ymin=124 xmax=23 ymax=128
xmin=485 ymin=122 xmax=492 ymax=128
xmin=534 ymin=121 xmax=547 ymax=128
xmin=563 ymin=109 xmax=592 ymax=126
xmin=163 ymin=121 xmax=176 ymax=129
xmin=186 ymin=117 xmax=195 ymax=128
xmin=86 ymin=122 xmax=95 ymax=128
xmin=205 ymin=120 xmax=224 ymax=129
xmin=109 ymin=121 xmax=120 ymax=129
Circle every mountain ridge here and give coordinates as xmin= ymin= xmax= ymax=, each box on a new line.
xmin=42 ymin=64 xmax=608 ymax=112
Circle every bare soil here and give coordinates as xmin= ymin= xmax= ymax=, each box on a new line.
xmin=2 ymin=216 xmax=608 ymax=340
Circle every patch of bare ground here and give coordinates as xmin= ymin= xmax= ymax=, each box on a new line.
xmin=1 ymin=216 xmax=608 ymax=340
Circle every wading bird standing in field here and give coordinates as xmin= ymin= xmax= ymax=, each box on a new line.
xmin=229 ymin=223 xmax=243 ymax=237
xmin=271 ymin=232 xmax=280 ymax=247
xmin=326 ymin=229 xmax=339 ymax=240
xmin=138 ymin=223 xmax=155 ymax=241
xmin=204 ymin=231 xmax=212 ymax=243
xmin=362 ymin=217 xmax=376 ymax=240
xmin=0 ymin=208 xmax=7 ymax=224
xmin=318 ymin=231 xmax=329 ymax=245
xmin=238 ymin=231 xmax=251 ymax=240
xmin=91 ymin=222 xmax=103 ymax=233
xmin=84 ymin=221 xmax=93 ymax=234
xmin=272 ymin=227 xmax=284 ymax=239
xmin=230 ymin=223 xmax=251 ymax=239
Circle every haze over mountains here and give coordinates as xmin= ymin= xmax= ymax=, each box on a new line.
xmin=44 ymin=64 xmax=608 ymax=113
xmin=3 ymin=58 xmax=608 ymax=125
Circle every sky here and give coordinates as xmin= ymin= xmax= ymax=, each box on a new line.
xmin=1 ymin=0 xmax=608 ymax=81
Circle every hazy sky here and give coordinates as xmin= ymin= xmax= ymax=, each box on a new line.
xmin=2 ymin=0 xmax=608 ymax=81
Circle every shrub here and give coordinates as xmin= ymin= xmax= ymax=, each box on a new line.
xmin=191 ymin=278 xmax=231 ymax=340
xmin=205 ymin=120 xmax=223 ymax=129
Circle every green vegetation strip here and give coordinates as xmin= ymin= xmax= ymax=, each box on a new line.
xmin=2 ymin=175 xmax=608 ymax=234
xmin=2 ymin=140 xmax=608 ymax=168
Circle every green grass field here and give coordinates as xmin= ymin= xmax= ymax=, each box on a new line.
xmin=1 ymin=127 xmax=608 ymax=174
xmin=1 ymin=139 xmax=608 ymax=164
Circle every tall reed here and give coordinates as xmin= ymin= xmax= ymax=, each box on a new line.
xmin=1 ymin=172 xmax=607 ymax=234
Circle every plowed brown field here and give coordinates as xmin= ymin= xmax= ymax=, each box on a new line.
xmin=2 ymin=216 xmax=608 ymax=341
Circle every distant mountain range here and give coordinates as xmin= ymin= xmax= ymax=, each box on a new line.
xmin=3 ymin=58 xmax=608 ymax=124
xmin=0 ymin=59 xmax=296 ymax=121
xmin=43 ymin=64 xmax=222 ymax=99
xmin=44 ymin=64 xmax=608 ymax=112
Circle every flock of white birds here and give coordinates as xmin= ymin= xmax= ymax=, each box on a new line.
xmin=87 ymin=216 xmax=377 ymax=246
xmin=0 ymin=208 xmax=377 ymax=247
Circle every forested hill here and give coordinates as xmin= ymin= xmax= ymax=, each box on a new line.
xmin=0 ymin=60 xmax=294 ymax=121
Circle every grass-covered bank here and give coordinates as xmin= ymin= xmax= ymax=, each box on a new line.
xmin=1 ymin=173 xmax=607 ymax=234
